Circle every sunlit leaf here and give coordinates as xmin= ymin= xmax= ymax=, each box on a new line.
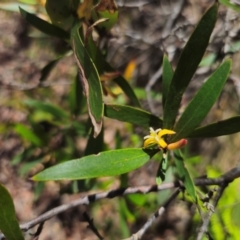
xmin=127 ymin=194 xmax=147 ymax=206
xmin=119 ymin=198 xmax=134 ymax=237
xmin=24 ymin=99 xmax=69 ymax=120
xmin=0 ymin=3 xmax=34 ymax=12
xmin=200 ymin=53 xmax=216 ymax=67
xmin=231 ymin=202 xmax=240 ymax=227
xmin=32 ymin=148 xmax=158 ymax=181
xmin=91 ymin=0 xmax=118 ymax=31
xmin=19 ymin=0 xmax=37 ymax=4
xmin=19 ymin=7 xmax=69 ymax=39
xmin=163 ymin=3 xmax=218 ymax=129
xmin=14 ymin=124 xmax=43 ymax=146
xmin=173 ymin=59 xmax=231 ymax=141
xmin=104 ymin=104 xmax=162 ymax=128
xmin=219 ymin=0 xmax=240 ymax=12
xmin=0 ymin=184 xmax=24 ymax=240
xmin=188 ymin=116 xmax=240 ymax=138
xmin=71 ymin=23 xmax=103 ymax=137
xmin=174 ymin=150 xmax=197 ymax=202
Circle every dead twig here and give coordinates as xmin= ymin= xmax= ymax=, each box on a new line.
xmin=196 ymin=184 xmax=228 ymax=240
xmin=123 ymin=188 xmax=181 ymax=240
xmin=0 ymin=166 xmax=240 ymax=239
xmin=83 ymin=212 xmax=104 ymax=240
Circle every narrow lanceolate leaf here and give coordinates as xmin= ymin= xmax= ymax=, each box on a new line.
xmin=14 ymin=124 xmax=43 ymax=146
xmin=162 ymin=55 xmax=174 ymax=107
xmin=219 ymin=0 xmax=240 ymax=13
xmin=71 ymin=23 xmax=103 ymax=137
xmin=104 ymin=104 xmax=163 ymax=128
xmin=188 ymin=116 xmax=240 ymax=138
xmin=40 ymin=58 xmax=61 ymax=82
xmin=163 ymin=3 xmax=218 ymax=129
xmin=0 ymin=184 xmax=24 ymax=240
xmin=32 ymin=148 xmax=158 ymax=181
xmin=105 ymin=63 xmax=141 ymax=108
xmin=174 ymin=150 xmax=197 ymax=202
xmin=85 ymin=36 xmax=140 ymax=107
xmin=84 ymin=126 xmax=104 ymax=156
xmin=69 ymin=72 xmax=85 ymax=116
xmin=24 ymin=99 xmax=69 ymax=120
xmin=91 ymin=0 xmax=118 ymax=31
xmin=156 ymin=153 xmax=168 ymax=184
xmin=0 ymin=3 xmax=34 ymax=12
xmin=113 ymin=74 xmax=141 ymax=107
xmin=172 ymin=59 xmax=231 ymax=141
xmin=19 ymin=8 xmax=69 ymax=39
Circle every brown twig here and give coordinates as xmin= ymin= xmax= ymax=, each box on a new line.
xmin=31 ymin=222 xmax=45 ymax=240
xmin=196 ymin=183 xmax=228 ymax=240
xmin=83 ymin=212 xmax=104 ymax=240
xmin=122 ymin=188 xmax=181 ymax=240
xmin=0 ymin=166 xmax=240 ymax=239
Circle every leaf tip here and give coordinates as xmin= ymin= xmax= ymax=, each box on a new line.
xmin=30 ymin=175 xmax=38 ymax=181
xmin=92 ymin=118 xmax=103 ymax=138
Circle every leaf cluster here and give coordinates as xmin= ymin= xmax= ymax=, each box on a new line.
xmin=1 ymin=1 xmax=240 ymax=239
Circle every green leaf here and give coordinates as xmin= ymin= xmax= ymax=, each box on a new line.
xmin=14 ymin=124 xmax=43 ymax=146
xmin=156 ymin=153 xmax=168 ymax=184
xmin=163 ymin=3 xmax=218 ymax=129
xmin=200 ymin=53 xmax=216 ymax=67
xmin=69 ymin=72 xmax=85 ymax=116
xmin=19 ymin=0 xmax=37 ymax=4
xmin=119 ymin=198 xmax=133 ymax=237
xmin=188 ymin=116 xmax=240 ymax=138
xmin=104 ymin=104 xmax=163 ymax=128
xmin=71 ymin=23 xmax=103 ymax=137
xmin=173 ymin=59 xmax=231 ymax=141
xmin=84 ymin=35 xmax=140 ymax=107
xmin=45 ymin=0 xmax=75 ymax=29
xmin=91 ymin=0 xmax=118 ymax=31
xmin=0 ymin=3 xmax=34 ymax=12
xmin=0 ymin=184 xmax=24 ymax=240
xmin=174 ymin=150 xmax=197 ymax=202
xmin=127 ymin=194 xmax=147 ymax=207
xmin=32 ymin=148 xmax=157 ymax=181
xmin=24 ymin=99 xmax=69 ymax=120
xmin=231 ymin=202 xmax=240 ymax=226
xmin=111 ymin=70 xmax=141 ymax=108
xmin=19 ymin=7 xmax=69 ymax=39
xmin=84 ymin=126 xmax=104 ymax=156
xmin=162 ymin=55 xmax=174 ymax=106
xmin=39 ymin=58 xmax=61 ymax=82
xmin=19 ymin=159 xmax=42 ymax=177
xmin=85 ymin=36 xmax=105 ymax=75
xmin=219 ymin=0 xmax=240 ymax=13
xmin=85 ymin=40 xmax=137 ymax=105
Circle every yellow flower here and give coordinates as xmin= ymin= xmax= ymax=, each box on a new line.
xmin=143 ymin=127 xmax=176 ymax=149
xmin=143 ymin=127 xmax=188 ymax=150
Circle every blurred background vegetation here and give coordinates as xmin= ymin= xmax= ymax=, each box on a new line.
xmin=0 ymin=0 xmax=240 ymax=239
